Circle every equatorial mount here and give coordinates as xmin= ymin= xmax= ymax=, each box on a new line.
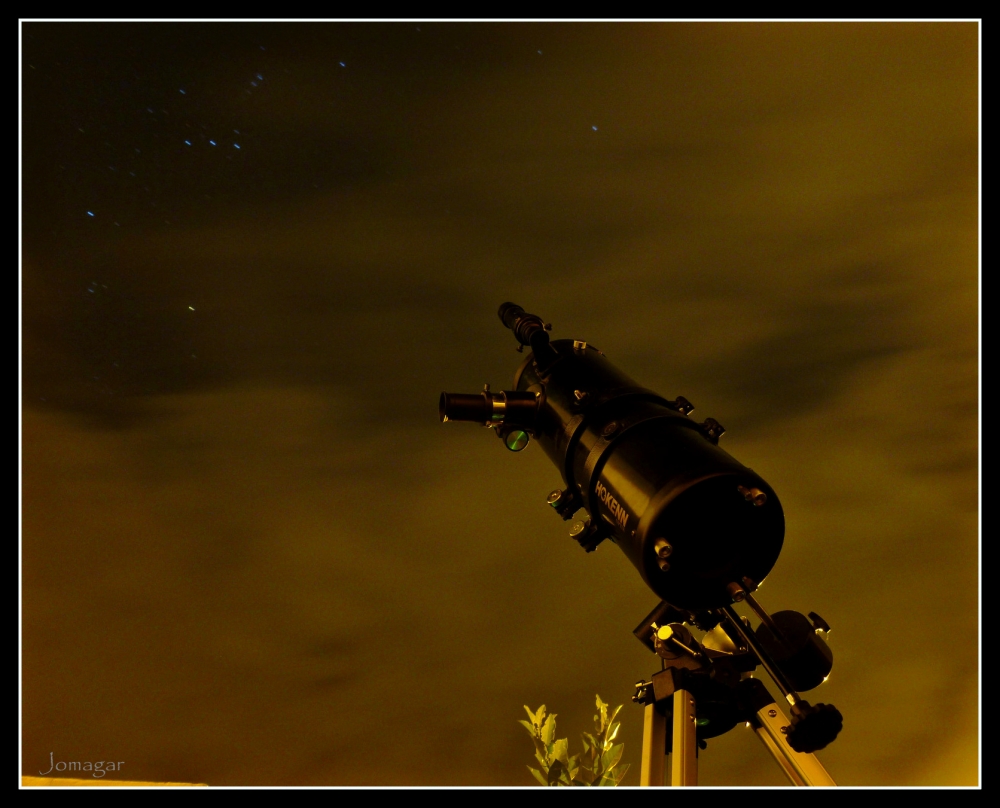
xmin=630 ymin=591 xmax=842 ymax=785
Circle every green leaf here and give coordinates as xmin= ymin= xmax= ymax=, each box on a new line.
xmin=601 ymin=743 xmax=624 ymax=773
xmin=567 ymin=756 xmax=581 ymax=782
xmin=596 ymin=695 xmax=609 ymax=729
xmin=541 ymin=713 xmax=557 ymax=745
xmin=582 ymin=736 xmax=600 ymax=769
xmin=551 ymin=737 xmax=569 ymax=766
xmin=522 ymin=696 xmax=629 ymax=787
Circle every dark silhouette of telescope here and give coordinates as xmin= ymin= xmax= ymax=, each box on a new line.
xmin=440 ymin=302 xmax=783 ymax=611
xmin=440 ymin=304 xmax=844 ymax=782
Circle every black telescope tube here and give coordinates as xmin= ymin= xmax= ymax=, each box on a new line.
xmin=442 ymin=303 xmax=786 ymax=611
xmin=439 ymin=392 xmax=489 ymax=424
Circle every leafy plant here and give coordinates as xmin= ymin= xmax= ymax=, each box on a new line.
xmin=520 ymin=695 xmax=629 ymax=786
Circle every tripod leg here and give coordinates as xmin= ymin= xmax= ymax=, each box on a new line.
xmin=751 ymin=701 xmax=836 ymax=786
xmin=640 ymin=702 xmax=666 ymax=786
xmin=671 ymin=689 xmax=698 ymax=786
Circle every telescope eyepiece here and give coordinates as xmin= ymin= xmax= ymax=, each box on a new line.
xmin=440 ymin=388 xmax=540 ymax=430
xmin=439 ymin=392 xmax=490 ymax=424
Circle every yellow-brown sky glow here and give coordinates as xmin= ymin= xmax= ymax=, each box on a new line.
xmin=22 ymin=22 xmax=978 ymax=786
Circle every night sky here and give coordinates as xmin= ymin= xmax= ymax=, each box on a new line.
xmin=21 ymin=22 xmax=979 ymax=786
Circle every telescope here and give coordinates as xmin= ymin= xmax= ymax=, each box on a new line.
xmin=441 ymin=303 xmax=843 ymax=786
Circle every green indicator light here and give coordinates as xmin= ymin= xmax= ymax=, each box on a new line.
xmin=696 ymin=718 xmax=711 ymax=727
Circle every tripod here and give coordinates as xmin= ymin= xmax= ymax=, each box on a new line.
xmin=631 ymin=597 xmax=839 ymax=787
